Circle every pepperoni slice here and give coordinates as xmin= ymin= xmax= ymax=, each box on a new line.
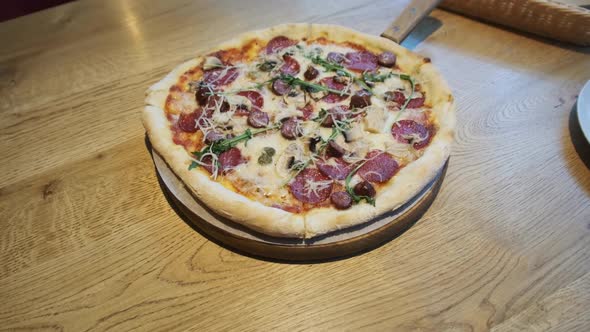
xmin=281 ymin=117 xmax=300 ymax=140
xmin=391 ymin=119 xmax=432 ymax=149
xmin=272 ymin=79 xmax=291 ymax=96
xmin=385 ymin=91 xmax=425 ymax=108
xmin=289 ymin=168 xmax=333 ymax=204
xmin=265 ymin=36 xmax=297 ymax=54
xmin=237 ymin=91 xmax=264 ymax=111
xmin=350 ymin=90 xmax=371 ymax=109
xmin=218 ymin=147 xmax=245 ymax=171
xmin=320 ymin=77 xmax=347 ymax=103
xmin=407 ymin=96 xmax=425 ymax=108
xmin=377 ymin=52 xmax=396 ymax=67
xmin=384 ymin=90 xmax=405 ymax=105
xmin=316 ymin=158 xmax=354 ymax=180
xmin=205 ymin=95 xmax=230 ymax=112
xmin=344 ymin=51 xmax=378 ymax=72
xmin=357 ymin=150 xmax=399 ymax=183
xmin=201 ymin=147 xmax=245 ymax=174
xmin=299 ymin=103 xmax=314 ymax=120
xmin=331 ymin=191 xmax=352 ymax=210
xmin=321 ymin=105 xmax=349 ymax=127
xmin=177 ymin=108 xmax=213 ymax=132
xmin=199 ymin=155 xmax=215 ymax=174
xmin=280 ymin=55 xmax=301 ymax=75
xmin=204 ymin=130 xmax=225 ymax=144
xmin=177 ymin=112 xmax=200 ymax=133
xmin=323 ymin=93 xmax=347 ymax=104
xmin=203 ymin=67 xmax=239 ymax=86
xmin=327 ymin=52 xmax=345 ymax=64
xmin=247 ymin=110 xmax=270 ymax=128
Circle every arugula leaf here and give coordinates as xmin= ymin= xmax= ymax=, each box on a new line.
xmin=309 ymin=55 xmax=350 ymax=75
xmin=211 ymin=78 xmax=275 ymax=96
xmin=345 ymin=161 xmax=376 ymax=206
xmin=291 ymin=160 xmax=308 ymax=171
xmin=307 ymin=55 xmax=373 ymax=93
xmin=188 ymin=161 xmax=199 ymax=171
xmin=315 ymin=118 xmax=352 ymax=155
xmin=189 ymin=125 xmax=279 ymax=170
xmin=312 ymin=108 xmax=328 ymax=123
xmin=355 ymin=79 xmax=373 ymax=93
xmin=278 ymin=74 xmax=348 ymax=96
xmin=282 ymin=159 xmax=311 ymax=186
xmin=399 ymin=74 xmax=411 ymax=81
xmin=362 ymin=72 xmax=393 ymax=83
xmin=392 ymin=74 xmax=415 ymax=123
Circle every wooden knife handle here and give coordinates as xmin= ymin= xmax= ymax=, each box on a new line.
xmin=381 ymin=0 xmax=442 ymax=43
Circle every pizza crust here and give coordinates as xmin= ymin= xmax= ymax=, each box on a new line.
xmin=143 ymin=23 xmax=455 ymax=239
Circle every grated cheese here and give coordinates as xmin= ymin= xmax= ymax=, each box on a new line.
xmin=175 ymin=40 xmax=432 ymax=206
xmin=302 ymin=179 xmax=333 ymax=198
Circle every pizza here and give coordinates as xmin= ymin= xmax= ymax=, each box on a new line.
xmin=143 ymin=24 xmax=455 ymax=238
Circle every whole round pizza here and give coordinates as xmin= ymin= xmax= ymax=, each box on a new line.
xmin=143 ymin=24 xmax=455 ymax=238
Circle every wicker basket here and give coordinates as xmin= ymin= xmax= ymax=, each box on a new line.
xmin=440 ymin=0 xmax=590 ymax=46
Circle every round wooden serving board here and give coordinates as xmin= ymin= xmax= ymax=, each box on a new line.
xmin=153 ymin=150 xmax=447 ymax=262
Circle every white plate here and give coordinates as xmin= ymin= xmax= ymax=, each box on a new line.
xmin=577 ymin=80 xmax=590 ymax=143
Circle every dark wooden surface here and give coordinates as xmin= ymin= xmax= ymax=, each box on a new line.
xmin=0 ymin=0 xmax=75 ymax=22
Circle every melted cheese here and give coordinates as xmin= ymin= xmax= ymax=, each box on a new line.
xmin=373 ymin=75 xmax=406 ymax=97
xmin=385 ymin=141 xmax=419 ymax=164
xmin=170 ymin=92 xmax=198 ymax=114
xmin=211 ymin=110 xmax=233 ymax=125
xmin=175 ymin=40 xmax=432 ymax=207
xmin=363 ymin=105 xmax=389 ymax=133
xmin=231 ymin=133 xmax=293 ymax=197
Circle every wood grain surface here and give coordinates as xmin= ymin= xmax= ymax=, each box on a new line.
xmin=1 ymin=0 xmax=589 ymax=331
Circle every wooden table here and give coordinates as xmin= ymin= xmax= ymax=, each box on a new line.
xmin=1 ymin=0 xmax=589 ymax=330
